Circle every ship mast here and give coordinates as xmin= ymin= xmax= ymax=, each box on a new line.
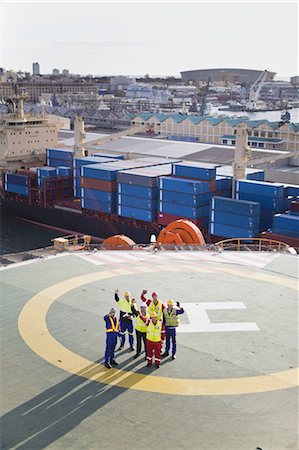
xmin=232 ymin=124 xmax=251 ymax=198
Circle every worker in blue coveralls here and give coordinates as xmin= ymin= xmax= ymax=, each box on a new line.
xmin=104 ymin=308 xmax=119 ymax=369
xmin=114 ymin=289 xmax=135 ymax=351
xmin=161 ymin=300 xmax=184 ymax=360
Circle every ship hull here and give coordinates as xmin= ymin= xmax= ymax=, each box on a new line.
xmin=1 ymin=199 xmax=159 ymax=244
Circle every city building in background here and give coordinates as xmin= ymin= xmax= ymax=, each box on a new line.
xmin=181 ymin=68 xmax=276 ymax=86
xmin=32 ymin=62 xmax=40 ymax=76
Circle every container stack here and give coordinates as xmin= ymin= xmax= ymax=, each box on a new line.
xmin=80 ymin=160 xmax=159 ymax=214
xmin=37 ymin=167 xmax=57 ymax=188
xmin=46 ymin=148 xmax=73 ymax=168
xmin=73 ymin=156 xmax=117 ymax=198
xmin=158 ymin=162 xmax=219 ymax=229
xmin=4 ymin=173 xmax=29 ymax=196
xmin=270 ymin=213 xmax=299 ymax=238
xmin=117 ymin=165 xmax=172 ymax=222
xmin=56 ymin=166 xmax=73 ymax=177
xmin=215 ymin=176 xmax=233 ymax=197
xmin=209 ymin=196 xmax=260 ymax=238
xmin=235 ymin=180 xmax=289 ymax=231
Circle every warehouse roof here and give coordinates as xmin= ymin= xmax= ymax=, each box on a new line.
xmin=221 ymin=135 xmax=284 ymax=143
xmin=130 ymin=112 xmax=299 ymax=131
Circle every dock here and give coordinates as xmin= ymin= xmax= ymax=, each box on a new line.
xmin=1 ymin=249 xmax=298 ymax=450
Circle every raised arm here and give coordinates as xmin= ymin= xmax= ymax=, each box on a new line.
xmin=141 ymin=289 xmax=151 ymax=307
xmin=176 ymin=301 xmax=184 ymax=315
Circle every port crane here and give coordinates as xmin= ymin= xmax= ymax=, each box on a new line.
xmin=244 ymin=69 xmax=268 ymax=110
xmin=73 ymin=115 xmax=149 ymax=157
xmin=199 ymin=78 xmax=210 ymax=116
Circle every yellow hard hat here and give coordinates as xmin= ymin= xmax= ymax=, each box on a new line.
xmin=167 ymin=299 xmax=174 ymax=306
xmin=150 ymin=311 xmax=158 ymax=318
xmin=124 ymin=291 xmax=131 ymax=297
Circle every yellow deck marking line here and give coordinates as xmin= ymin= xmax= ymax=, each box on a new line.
xmin=18 ymin=264 xmax=299 ymax=396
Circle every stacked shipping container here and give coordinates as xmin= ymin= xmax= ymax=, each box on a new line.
xmin=4 ymin=173 xmax=29 ymax=196
xmin=117 ymin=166 xmax=172 ymax=222
xmin=46 ymin=148 xmax=73 ymax=168
xmin=209 ymin=196 xmax=261 ymax=238
xmin=74 ymin=156 xmax=117 ymax=198
xmin=235 ymin=180 xmax=290 ymax=231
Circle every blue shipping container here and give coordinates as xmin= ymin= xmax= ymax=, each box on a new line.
xmin=271 ymin=228 xmax=299 ymax=238
xmin=47 ymin=157 xmax=73 ymax=168
xmin=5 ymin=173 xmax=28 ymax=186
xmin=81 ymin=198 xmax=115 ymax=214
xmin=236 ymin=180 xmax=284 ymax=198
xmin=4 ymin=183 xmax=29 ymax=196
xmin=73 ymin=156 xmax=115 ymax=169
xmin=209 ymin=222 xmax=259 ymax=238
xmin=159 ymin=202 xmax=204 ymax=219
xmin=159 ymin=176 xmax=211 ymax=194
xmin=81 ymin=188 xmax=116 ymax=203
xmin=237 ymin=192 xmax=289 ymax=212
xmin=57 ymin=166 xmax=73 ymax=177
xmin=47 ymin=148 xmax=73 ymax=161
xmin=118 ymin=194 xmax=157 ymax=210
xmin=159 ymin=190 xmax=205 ymax=207
xmin=210 ymin=210 xmax=260 ymax=229
xmin=211 ymin=196 xmax=260 ymax=217
xmin=118 ymin=205 xmax=156 ymax=223
xmin=272 ymin=214 xmax=299 ymax=232
xmin=81 ymin=164 xmax=123 ymax=181
xmin=283 ymin=184 xmax=299 ymax=198
xmin=173 ymin=161 xmax=217 ymax=181
xmin=118 ymin=183 xmax=157 ymax=199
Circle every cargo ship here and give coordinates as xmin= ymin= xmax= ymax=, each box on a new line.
xmin=1 ymin=102 xmax=298 ymax=247
xmin=1 ymin=145 xmax=299 ymax=248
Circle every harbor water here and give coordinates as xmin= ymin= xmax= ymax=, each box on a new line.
xmin=0 ymin=209 xmax=61 ymax=255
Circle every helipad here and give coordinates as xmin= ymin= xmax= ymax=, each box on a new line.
xmin=1 ymin=250 xmax=298 ymax=450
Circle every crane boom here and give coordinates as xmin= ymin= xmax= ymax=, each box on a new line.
xmin=249 ymin=149 xmax=299 ymax=166
xmin=246 ymin=70 xmax=268 ymax=109
xmin=72 ymin=115 xmax=148 ymax=156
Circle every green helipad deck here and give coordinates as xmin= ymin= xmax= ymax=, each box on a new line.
xmin=1 ymin=250 xmax=298 ymax=450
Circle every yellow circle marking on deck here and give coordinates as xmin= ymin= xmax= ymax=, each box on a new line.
xmin=18 ymin=265 xmax=299 ymax=396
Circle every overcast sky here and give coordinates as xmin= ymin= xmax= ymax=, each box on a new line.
xmin=1 ymin=1 xmax=298 ymax=79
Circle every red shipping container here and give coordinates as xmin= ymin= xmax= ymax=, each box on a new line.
xmin=260 ymin=231 xmax=299 ymax=249
xmin=17 ymin=169 xmax=37 ymax=179
xmin=80 ymin=177 xmax=116 ymax=192
xmin=290 ymin=201 xmax=299 ymax=213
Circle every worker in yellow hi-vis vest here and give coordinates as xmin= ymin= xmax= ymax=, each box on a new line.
xmin=132 ymin=304 xmax=150 ymax=359
xmin=115 ymin=289 xmax=135 ymax=351
xmin=138 ymin=311 xmax=162 ymax=368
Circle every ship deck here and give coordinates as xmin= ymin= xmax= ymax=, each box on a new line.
xmin=1 ymin=250 xmax=298 ymax=450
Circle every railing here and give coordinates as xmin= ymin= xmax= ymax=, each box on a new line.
xmin=215 ymin=238 xmax=291 ymax=252
xmin=51 ymin=234 xmax=92 ymax=252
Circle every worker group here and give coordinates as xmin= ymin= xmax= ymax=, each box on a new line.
xmin=103 ymin=289 xmax=184 ymax=369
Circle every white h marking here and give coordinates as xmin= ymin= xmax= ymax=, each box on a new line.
xmin=177 ymin=302 xmax=259 ymax=333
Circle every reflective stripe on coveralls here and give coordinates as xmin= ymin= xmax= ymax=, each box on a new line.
xmin=107 ymin=317 xmax=119 ymax=332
